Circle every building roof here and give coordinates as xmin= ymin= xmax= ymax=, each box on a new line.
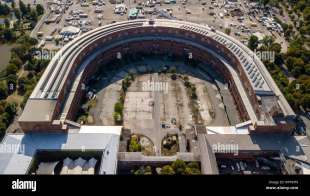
xmin=206 ymin=126 xmax=249 ymax=134
xmin=20 ymin=19 xmax=294 ymax=130
xmin=129 ymin=8 xmax=138 ymax=17
xmin=19 ymin=99 xmax=57 ymax=122
xmin=0 ymin=126 xmax=122 ymax=174
xmin=60 ymin=26 xmax=80 ymax=35
xmin=204 ymin=134 xmax=310 ymax=163
xmin=198 ymin=134 xmax=219 ymax=174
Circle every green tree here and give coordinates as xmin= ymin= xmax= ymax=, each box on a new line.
xmin=248 ymin=35 xmax=259 ymax=51
xmin=3 ymin=29 xmax=15 ymax=41
xmin=262 ymin=36 xmax=274 ymax=48
xmin=18 ymin=77 xmax=27 ymax=94
xmin=134 ymin=166 xmax=152 ymax=175
xmin=114 ymin=102 xmax=123 ymax=114
xmin=29 ymin=9 xmax=38 ymax=21
xmin=14 ymin=8 xmax=21 ymax=20
xmin=19 ymin=0 xmax=27 ymax=17
xmin=4 ymin=18 xmax=10 ymax=29
xmin=113 ymin=112 xmax=122 ymax=124
xmin=36 ymin=4 xmax=44 ymax=16
xmin=9 ymin=54 xmax=23 ymax=68
xmin=224 ymin=28 xmax=231 ymax=35
xmin=5 ymin=102 xmax=17 ymax=118
xmin=160 ymin=165 xmax=175 ymax=175
xmin=0 ymin=81 xmax=8 ymax=99
xmin=0 ymin=3 xmax=11 ymax=16
xmin=129 ymin=136 xmax=142 ymax=152
xmin=144 ymin=165 xmax=152 ymax=175
xmin=6 ymin=64 xmax=18 ymax=75
xmin=184 ymin=167 xmax=201 ymax=175
xmin=0 ymin=121 xmax=7 ymax=138
xmin=171 ymin=159 xmax=186 ymax=174
xmin=11 ymin=1 xmax=16 ymax=9
xmin=187 ymin=162 xmax=200 ymax=169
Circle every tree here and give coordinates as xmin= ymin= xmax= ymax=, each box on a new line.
xmin=292 ymin=66 xmax=304 ymax=77
xmin=171 ymin=159 xmax=186 ymax=174
xmin=248 ymin=35 xmax=259 ymax=51
xmin=187 ymin=162 xmax=200 ymax=169
xmin=134 ymin=166 xmax=152 ymax=175
xmin=262 ymin=36 xmax=274 ymax=48
xmin=160 ymin=165 xmax=175 ymax=175
xmin=11 ymin=1 xmax=16 ymax=9
xmin=224 ymin=28 xmax=231 ymax=35
xmin=4 ymin=18 xmax=10 ymax=29
xmin=0 ymin=121 xmax=6 ymax=138
xmin=114 ymin=102 xmax=123 ymax=114
xmin=5 ymin=102 xmax=17 ymax=118
xmin=36 ymin=4 xmax=44 ymax=16
xmin=129 ymin=136 xmax=141 ymax=152
xmin=270 ymin=43 xmax=282 ymax=54
xmin=0 ymin=3 xmax=11 ymax=16
xmin=184 ymin=167 xmax=201 ymax=175
xmin=14 ymin=9 xmax=21 ymax=20
xmin=144 ymin=165 xmax=152 ymax=175
xmin=286 ymin=57 xmax=304 ymax=72
xmin=6 ymin=64 xmax=18 ymax=75
xmin=19 ymin=0 xmax=27 ymax=17
xmin=184 ymin=162 xmax=201 ymax=174
xmin=0 ymin=81 xmax=8 ymax=99
xmin=30 ymin=9 xmax=38 ymax=21
xmin=9 ymin=54 xmax=23 ymax=68
xmin=303 ymin=7 xmax=310 ymax=21
xmin=18 ymin=77 xmax=27 ymax=94
xmin=3 ymin=29 xmax=15 ymax=41
xmin=113 ymin=112 xmax=122 ymax=124
xmin=122 ymin=75 xmax=134 ymax=92
xmin=133 ymin=167 xmax=144 ymax=175
xmin=26 ymin=4 xmax=31 ymax=16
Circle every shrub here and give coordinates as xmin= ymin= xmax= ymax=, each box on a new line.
xmin=160 ymin=165 xmax=175 ymax=175
xmin=114 ymin=102 xmax=123 ymax=114
xmin=113 ymin=112 xmax=122 ymax=124
xmin=129 ymin=136 xmax=142 ymax=152
xmin=172 ymin=159 xmax=186 ymax=174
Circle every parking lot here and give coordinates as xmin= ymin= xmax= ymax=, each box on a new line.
xmin=29 ymin=0 xmax=288 ymax=52
xmin=217 ymin=156 xmax=283 ymax=175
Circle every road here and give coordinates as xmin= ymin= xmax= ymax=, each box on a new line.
xmin=30 ymin=2 xmax=50 ymax=39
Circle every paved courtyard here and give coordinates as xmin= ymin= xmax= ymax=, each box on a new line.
xmin=86 ymin=58 xmax=241 ymax=155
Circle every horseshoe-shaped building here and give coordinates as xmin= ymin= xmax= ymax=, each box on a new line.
xmin=18 ymin=19 xmax=296 ymax=133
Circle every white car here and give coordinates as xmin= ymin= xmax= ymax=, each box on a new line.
xmin=261 ymin=166 xmax=271 ymax=170
xmin=221 ymin=165 xmax=227 ymax=169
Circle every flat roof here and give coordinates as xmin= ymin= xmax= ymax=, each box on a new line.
xmin=19 ymin=99 xmax=57 ymax=122
xmin=204 ymin=134 xmax=310 ymax=163
xmin=0 ymin=126 xmax=122 ymax=174
xmin=60 ymin=26 xmax=80 ymax=34
xmin=206 ymin=126 xmax=249 ymax=134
